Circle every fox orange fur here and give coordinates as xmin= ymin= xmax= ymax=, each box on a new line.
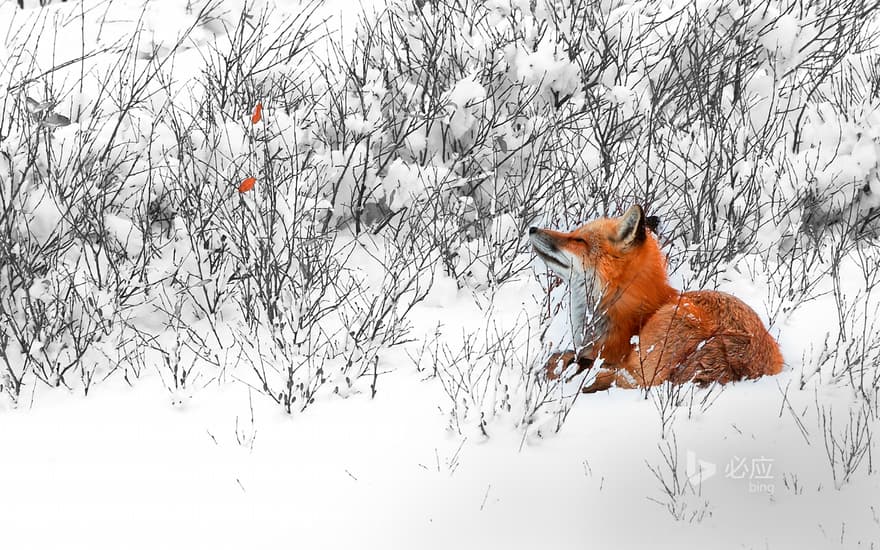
xmin=529 ymin=205 xmax=783 ymax=393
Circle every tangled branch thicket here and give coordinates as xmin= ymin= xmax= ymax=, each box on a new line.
xmin=1 ymin=0 xmax=879 ymax=441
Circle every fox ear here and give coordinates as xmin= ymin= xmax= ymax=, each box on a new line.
xmin=617 ymin=205 xmax=646 ymax=245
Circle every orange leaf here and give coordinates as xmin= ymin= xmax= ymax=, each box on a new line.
xmin=251 ymin=102 xmax=263 ymax=124
xmin=238 ymin=177 xmax=256 ymax=193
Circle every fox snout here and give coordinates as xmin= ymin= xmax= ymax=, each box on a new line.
xmin=529 ymin=227 xmax=571 ymax=276
xmin=528 ymin=228 xmax=553 ymax=248
xmin=528 ymin=227 xmax=554 ymax=252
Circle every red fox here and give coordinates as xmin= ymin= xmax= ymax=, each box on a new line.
xmin=530 ymin=205 xmax=783 ymax=393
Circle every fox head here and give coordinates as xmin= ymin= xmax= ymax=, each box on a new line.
xmin=529 ymin=205 xmax=672 ymax=352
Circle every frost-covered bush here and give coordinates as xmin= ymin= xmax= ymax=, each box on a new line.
xmin=295 ymin=0 xmax=880 ymax=432
xmin=323 ymin=0 xmax=880 ymax=291
xmin=0 ymin=0 xmax=330 ymax=403
xmin=1 ymin=0 xmax=879 ymax=435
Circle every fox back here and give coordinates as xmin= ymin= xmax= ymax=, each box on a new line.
xmin=529 ymin=205 xmax=783 ymax=390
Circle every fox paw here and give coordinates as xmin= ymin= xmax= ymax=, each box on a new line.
xmin=544 ymin=351 xmax=576 ymax=380
xmin=544 ymin=351 xmax=594 ymax=381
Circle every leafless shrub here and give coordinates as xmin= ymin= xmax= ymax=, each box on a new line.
xmin=646 ymin=431 xmax=713 ymax=523
xmin=1 ymin=0 xmax=879 ymax=449
xmin=818 ymin=395 xmax=875 ymax=489
xmin=649 ymin=380 xmax=726 ymax=439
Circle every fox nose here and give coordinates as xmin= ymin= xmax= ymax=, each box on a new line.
xmin=529 ymin=227 xmax=538 ymax=234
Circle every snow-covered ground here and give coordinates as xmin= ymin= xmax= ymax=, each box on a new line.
xmin=2 ymin=0 xmax=880 ymax=548
xmin=2 ymin=279 xmax=878 ymax=550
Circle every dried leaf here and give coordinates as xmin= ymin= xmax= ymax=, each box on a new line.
xmin=39 ymin=112 xmax=70 ymax=128
xmin=238 ymin=176 xmax=256 ymax=193
xmin=25 ymin=97 xmax=55 ymax=115
xmin=25 ymin=97 xmax=39 ymax=114
xmin=251 ymin=102 xmax=263 ymax=125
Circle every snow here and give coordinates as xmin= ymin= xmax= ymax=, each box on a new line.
xmin=104 ymin=213 xmax=144 ymax=258
xmin=2 ymin=0 xmax=880 ymax=548
xmin=444 ymin=72 xmax=488 ymax=139
xmin=3 ymin=352 xmax=877 ymax=549
xmin=4 ymin=243 xmax=879 ymax=548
